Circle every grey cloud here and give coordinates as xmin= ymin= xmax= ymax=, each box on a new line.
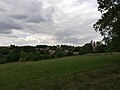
xmin=26 ymin=13 xmax=46 ymax=23
xmin=0 ymin=29 xmax=11 ymax=34
xmin=0 ymin=13 xmax=24 ymax=34
xmin=1 ymin=0 xmax=54 ymax=22
xmin=10 ymin=15 xmax=28 ymax=20
xmin=0 ymin=1 xmax=12 ymax=12
xmin=54 ymin=33 xmax=101 ymax=45
xmin=53 ymin=31 xmax=95 ymax=45
xmin=25 ymin=6 xmax=54 ymax=23
xmin=9 ymin=0 xmax=54 ymax=23
xmin=0 ymin=22 xmax=21 ymax=32
xmin=0 ymin=0 xmax=102 ymax=46
xmin=0 ymin=0 xmax=54 ymax=34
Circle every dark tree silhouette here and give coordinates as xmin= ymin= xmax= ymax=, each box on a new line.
xmin=93 ymin=0 xmax=120 ymax=51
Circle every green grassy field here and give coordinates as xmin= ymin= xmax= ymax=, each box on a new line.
xmin=0 ymin=54 xmax=120 ymax=90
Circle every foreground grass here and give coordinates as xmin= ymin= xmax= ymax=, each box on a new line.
xmin=0 ymin=54 xmax=120 ymax=90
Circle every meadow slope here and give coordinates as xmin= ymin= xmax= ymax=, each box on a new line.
xmin=0 ymin=54 xmax=120 ymax=90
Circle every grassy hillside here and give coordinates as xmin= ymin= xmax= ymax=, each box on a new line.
xmin=0 ymin=54 xmax=120 ymax=90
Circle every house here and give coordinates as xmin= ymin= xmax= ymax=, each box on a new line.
xmin=73 ymin=52 xmax=79 ymax=55
xmin=49 ymin=50 xmax=56 ymax=55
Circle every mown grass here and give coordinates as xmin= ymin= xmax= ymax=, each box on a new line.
xmin=0 ymin=54 xmax=120 ymax=90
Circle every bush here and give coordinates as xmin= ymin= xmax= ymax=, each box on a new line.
xmin=55 ymin=51 xmax=64 ymax=58
xmin=20 ymin=51 xmax=43 ymax=61
xmin=0 ymin=58 xmax=8 ymax=64
xmin=0 ymin=47 xmax=10 ymax=55
xmin=30 ymin=52 xmax=40 ymax=61
xmin=0 ymin=53 xmax=3 ymax=58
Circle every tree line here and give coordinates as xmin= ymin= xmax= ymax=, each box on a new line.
xmin=0 ymin=41 xmax=108 ymax=64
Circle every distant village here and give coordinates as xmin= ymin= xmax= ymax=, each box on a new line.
xmin=0 ymin=41 xmax=107 ymax=64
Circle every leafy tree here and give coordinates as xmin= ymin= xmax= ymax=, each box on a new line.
xmin=19 ymin=50 xmax=29 ymax=61
xmin=55 ymin=51 xmax=64 ymax=58
xmin=30 ymin=52 xmax=40 ymax=61
xmin=95 ymin=41 xmax=107 ymax=53
xmin=7 ymin=48 xmax=20 ymax=62
xmin=93 ymin=0 xmax=120 ymax=51
xmin=21 ymin=46 xmax=34 ymax=53
xmin=0 ymin=47 xmax=10 ymax=56
xmin=79 ymin=47 xmax=85 ymax=55
xmin=83 ymin=43 xmax=93 ymax=53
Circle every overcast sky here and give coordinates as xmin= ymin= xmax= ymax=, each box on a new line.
xmin=0 ymin=0 xmax=102 ymax=46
